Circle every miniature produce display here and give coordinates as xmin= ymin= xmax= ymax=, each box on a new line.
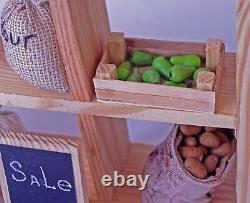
xmin=94 ymin=35 xmax=225 ymax=113
xmin=116 ymin=50 xmax=216 ymax=90
xmin=178 ymin=124 xmax=235 ymax=179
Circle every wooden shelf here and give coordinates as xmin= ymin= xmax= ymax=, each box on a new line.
xmin=91 ymin=144 xmax=236 ymax=203
xmin=214 ymin=53 xmax=236 ymax=116
xmin=0 ymin=44 xmax=236 ymax=128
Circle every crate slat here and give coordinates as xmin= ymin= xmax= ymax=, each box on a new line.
xmin=96 ymin=89 xmax=215 ymax=113
xmin=94 ymin=79 xmax=214 ymax=101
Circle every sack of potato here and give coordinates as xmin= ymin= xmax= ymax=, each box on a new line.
xmin=142 ymin=125 xmax=236 ymax=203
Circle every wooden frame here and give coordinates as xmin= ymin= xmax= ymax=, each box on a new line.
xmin=94 ymin=36 xmax=225 ymax=113
xmin=0 ymin=131 xmax=86 ymax=203
xmin=236 ymin=1 xmax=250 ymax=202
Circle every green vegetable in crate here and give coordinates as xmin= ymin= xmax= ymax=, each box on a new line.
xmin=164 ymin=81 xmax=188 ymax=88
xmin=168 ymin=65 xmax=195 ymax=83
xmin=193 ymin=67 xmax=209 ymax=80
xmin=170 ymin=54 xmax=201 ymax=68
xmin=131 ymin=51 xmax=155 ymax=66
xmin=152 ymin=56 xmax=172 ymax=79
xmin=127 ymin=68 xmax=142 ymax=82
xmin=117 ymin=61 xmax=132 ymax=80
xmin=142 ymin=69 xmax=160 ymax=84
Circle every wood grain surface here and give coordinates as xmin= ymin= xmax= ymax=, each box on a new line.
xmin=50 ymin=1 xmax=130 ymax=201
xmin=236 ymin=0 xmax=250 ymax=202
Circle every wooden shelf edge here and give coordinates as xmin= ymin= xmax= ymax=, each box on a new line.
xmin=0 ymin=93 xmax=235 ymax=129
xmin=94 ymin=143 xmax=236 ymax=203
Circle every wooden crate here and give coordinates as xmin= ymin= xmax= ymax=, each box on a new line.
xmin=94 ymin=33 xmax=225 ymax=113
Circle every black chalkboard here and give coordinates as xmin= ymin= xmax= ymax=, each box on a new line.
xmin=0 ymin=144 xmax=78 ymax=203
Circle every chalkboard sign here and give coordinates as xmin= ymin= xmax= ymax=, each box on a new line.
xmin=0 ymin=131 xmax=86 ymax=203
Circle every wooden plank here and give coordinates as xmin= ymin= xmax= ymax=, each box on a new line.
xmin=236 ymin=1 xmax=250 ymax=202
xmin=126 ymin=38 xmax=207 ymax=58
xmin=77 ymin=116 xmax=129 ymax=200
xmin=94 ymin=79 xmax=215 ymax=102
xmin=236 ymin=0 xmax=249 ymax=100
xmin=215 ymin=53 xmax=236 ymax=116
xmin=107 ymin=32 xmax=127 ymax=66
xmin=206 ymin=39 xmax=225 ymax=73
xmin=96 ymin=89 xmax=215 ymax=113
xmin=0 ymin=93 xmax=235 ymax=128
xmin=93 ymin=144 xmax=236 ymax=203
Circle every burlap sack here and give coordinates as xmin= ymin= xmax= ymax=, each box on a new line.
xmin=1 ymin=0 xmax=69 ymax=93
xmin=0 ymin=111 xmax=26 ymax=132
xmin=142 ymin=125 xmax=236 ymax=203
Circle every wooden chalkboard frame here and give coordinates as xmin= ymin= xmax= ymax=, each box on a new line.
xmin=0 ymin=130 xmax=87 ymax=203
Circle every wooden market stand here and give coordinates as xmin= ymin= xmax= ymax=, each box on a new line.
xmin=0 ymin=0 xmax=248 ymax=202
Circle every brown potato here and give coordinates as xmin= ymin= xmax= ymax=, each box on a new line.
xmin=216 ymin=131 xmax=230 ymax=143
xmin=199 ymin=132 xmax=221 ymax=148
xmin=184 ymin=158 xmax=208 ymax=179
xmin=184 ymin=137 xmax=198 ymax=147
xmin=203 ymin=154 xmax=219 ymax=173
xmin=198 ymin=146 xmax=208 ymax=156
xmin=180 ymin=146 xmax=203 ymax=160
xmin=205 ymin=127 xmax=217 ymax=132
xmin=211 ymin=143 xmax=232 ymax=157
xmin=180 ymin=125 xmax=202 ymax=136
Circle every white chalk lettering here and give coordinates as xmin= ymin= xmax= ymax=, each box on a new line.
xmin=58 ymin=180 xmax=72 ymax=192
xmin=10 ymin=161 xmax=26 ymax=182
xmin=31 ymin=175 xmax=40 ymax=187
xmin=40 ymin=167 xmax=56 ymax=190
xmin=8 ymin=161 xmax=73 ymax=192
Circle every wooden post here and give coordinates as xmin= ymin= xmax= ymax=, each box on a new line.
xmin=49 ymin=0 xmax=130 ymax=200
xmin=236 ymin=0 xmax=250 ymax=202
xmin=49 ymin=0 xmax=109 ymax=101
